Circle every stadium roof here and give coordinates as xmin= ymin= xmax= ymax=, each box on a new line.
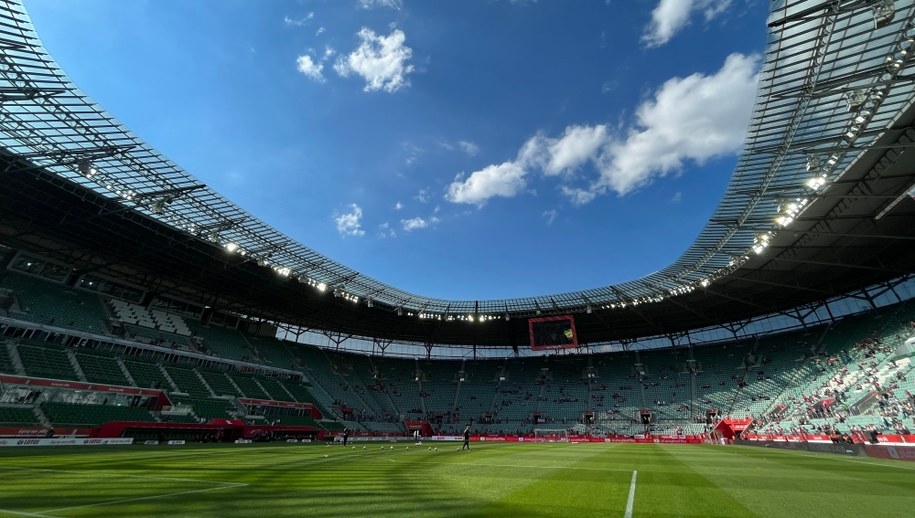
xmin=1 ymin=0 xmax=914 ymax=347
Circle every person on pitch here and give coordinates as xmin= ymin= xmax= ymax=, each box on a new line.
xmin=462 ymin=425 xmax=471 ymax=451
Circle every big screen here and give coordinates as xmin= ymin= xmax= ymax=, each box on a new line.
xmin=528 ymin=315 xmax=578 ymax=350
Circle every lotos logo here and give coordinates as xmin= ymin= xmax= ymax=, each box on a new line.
xmin=16 ymin=439 xmax=40 ymax=445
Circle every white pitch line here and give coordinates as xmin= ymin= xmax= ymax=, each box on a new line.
xmin=41 ymin=483 xmax=248 ymax=514
xmin=624 ymin=470 xmax=637 ymax=518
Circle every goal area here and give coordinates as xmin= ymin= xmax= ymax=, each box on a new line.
xmin=533 ymin=429 xmax=569 ymax=441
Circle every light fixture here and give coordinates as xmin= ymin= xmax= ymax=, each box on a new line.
xmin=871 ymin=0 xmax=895 ymax=30
xmin=844 ymin=89 xmax=868 ymax=112
xmin=77 ymin=160 xmax=97 ymax=178
xmin=886 ymin=53 xmax=904 ymax=70
xmin=805 ymin=154 xmax=821 ymax=173
xmin=844 ymin=124 xmax=861 ymax=142
xmin=224 ymin=242 xmax=239 ymax=253
xmin=752 ymin=232 xmax=772 ymax=255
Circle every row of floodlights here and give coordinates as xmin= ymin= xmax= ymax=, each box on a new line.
xmin=222 ymin=241 xmax=367 ymax=303
xmin=415 ymin=312 xmax=501 ymax=322
xmin=754 ymin=22 xmax=915 ymax=255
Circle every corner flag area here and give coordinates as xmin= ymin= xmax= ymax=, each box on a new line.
xmin=0 ymin=442 xmax=912 ymax=517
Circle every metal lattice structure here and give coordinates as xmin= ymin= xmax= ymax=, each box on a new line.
xmin=1 ymin=0 xmax=915 ymax=347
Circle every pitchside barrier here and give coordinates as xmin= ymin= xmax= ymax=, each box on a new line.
xmin=469 ymin=434 xmax=705 ymax=443
xmin=0 ymin=437 xmax=133 ymax=447
xmin=737 ymin=434 xmax=915 ymax=462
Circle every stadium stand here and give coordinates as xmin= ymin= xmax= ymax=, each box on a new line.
xmin=1 ymin=266 xmax=913 ymax=441
xmin=0 ymin=273 xmax=108 ymax=334
xmin=169 ymin=397 xmax=237 ymax=420
xmin=229 ymin=373 xmax=271 ymax=399
xmin=74 ymin=349 xmax=130 ymax=386
xmin=164 ymin=365 xmax=212 ymax=398
xmin=199 ymin=369 xmax=243 ymax=397
xmin=0 ymin=406 xmax=40 ymax=425
xmin=0 ymin=342 xmax=17 ymax=375
xmin=122 ymin=359 xmax=172 ymax=391
xmin=184 ymin=320 xmax=253 ymax=362
xmin=40 ymin=402 xmax=156 ymax=427
xmin=15 ymin=343 xmax=80 ymax=381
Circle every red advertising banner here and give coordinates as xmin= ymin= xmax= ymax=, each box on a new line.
xmin=0 ymin=426 xmax=91 ymax=438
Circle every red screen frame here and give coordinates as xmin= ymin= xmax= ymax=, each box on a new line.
xmin=528 ymin=315 xmax=578 ymax=351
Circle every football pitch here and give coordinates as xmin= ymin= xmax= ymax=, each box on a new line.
xmin=0 ymin=442 xmax=913 ymax=517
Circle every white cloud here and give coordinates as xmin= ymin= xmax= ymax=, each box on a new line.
xmin=588 ymin=52 xmax=758 ymax=197
xmin=334 ymin=28 xmax=415 ymax=93
xmin=642 ymin=0 xmax=732 ymax=48
xmin=516 ymin=125 xmax=608 ymax=177
xmin=415 ymin=188 xmax=430 ymax=203
xmin=358 ymin=0 xmax=403 ymax=9
xmin=601 ymin=80 xmax=619 ymax=94
xmin=323 ymin=46 xmax=336 ymax=60
xmin=458 ymin=140 xmax=479 ymax=157
xmin=377 ymin=222 xmax=397 ymax=238
xmin=335 ymin=204 xmax=366 ymax=237
xmin=401 ymin=216 xmax=439 ymax=232
xmin=394 ymin=201 xmax=403 ymax=210
xmin=542 ymin=209 xmax=558 ymax=225
xmin=445 ymin=161 xmax=527 ymax=206
xmin=671 ymin=192 xmax=683 ymax=203
xmin=546 ymin=125 xmax=608 ymax=175
xmin=443 ymin=52 xmax=759 ymax=207
xmin=316 ymin=27 xmax=326 ymax=36
xmin=296 ymin=55 xmax=325 ymax=82
xmin=284 ymin=13 xmax=314 ymax=27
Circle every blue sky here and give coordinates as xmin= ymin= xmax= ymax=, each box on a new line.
xmin=24 ymin=0 xmax=768 ymax=300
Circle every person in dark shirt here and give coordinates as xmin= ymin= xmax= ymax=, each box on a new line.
xmin=461 ymin=426 xmax=471 ymax=451
xmin=342 ymin=428 xmax=349 ymax=447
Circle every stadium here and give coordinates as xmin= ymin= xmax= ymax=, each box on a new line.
xmin=1 ymin=0 xmax=915 ymax=516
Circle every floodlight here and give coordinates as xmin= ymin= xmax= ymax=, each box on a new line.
xmin=853 ymin=109 xmax=873 ymax=125
xmin=844 ymin=124 xmax=861 ymax=142
xmin=224 ymin=242 xmax=239 ymax=253
xmin=699 ymin=279 xmax=710 ymax=288
xmin=153 ymin=198 xmax=169 ymax=214
xmin=316 ymin=282 xmax=327 ymax=292
xmin=77 ymin=160 xmax=97 ymax=178
xmin=871 ymin=0 xmax=895 ymax=29
xmin=886 ymin=53 xmax=904 ymax=70
xmin=804 ymin=154 xmax=821 ymax=173
xmin=844 ymin=90 xmax=868 ymax=112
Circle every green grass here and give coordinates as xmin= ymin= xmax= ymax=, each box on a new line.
xmin=0 ymin=442 xmax=913 ymax=517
